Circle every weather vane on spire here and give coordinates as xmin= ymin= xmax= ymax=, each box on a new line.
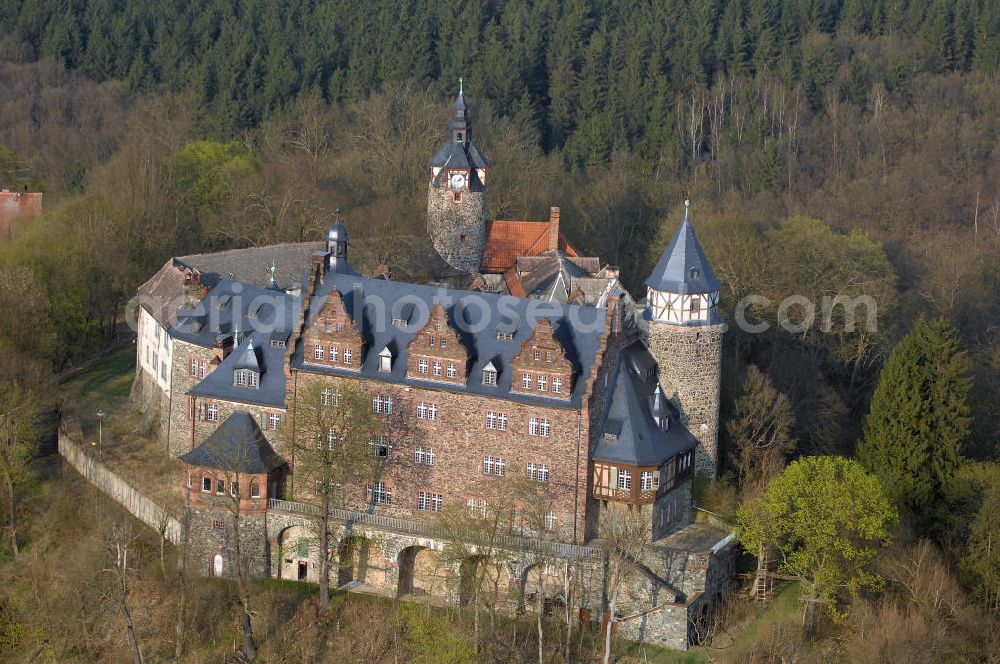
xmin=459 ymin=77 xmax=463 ymax=96
xmin=684 ymin=198 xmax=690 ymax=220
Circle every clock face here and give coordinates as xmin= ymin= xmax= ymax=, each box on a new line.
xmin=449 ymin=171 xmax=467 ymax=191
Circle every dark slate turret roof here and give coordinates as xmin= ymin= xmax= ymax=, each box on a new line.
xmin=179 ymin=411 xmax=285 ymax=473
xmin=592 ymin=342 xmax=697 ymax=466
xmin=292 ymin=271 xmax=607 ymax=408
xmin=645 ymin=216 xmax=721 ymax=295
xmin=429 ymin=88 xmax=489 ymax=170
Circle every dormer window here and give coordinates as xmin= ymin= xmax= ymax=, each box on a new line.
xmin=378 ymin=346 xmax=393 ymax=373
xmin=690 ymin=268 xmax=700 ymax=280
xmin=497 ymin=331 xmax=514 ymax=341
xmin=482 ymin=362 xmax=498 ymax=386
xmin=456 ymin=131 xmax=463 ymax=143
xmin=392 ymin=317 xmax=407 ymax=328
xmin=234 ymin=369 xmax=259 ymax=388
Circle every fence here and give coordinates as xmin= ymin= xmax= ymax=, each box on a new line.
xmin=59 ymin=429 xmax=181 ymax=545
xmin=268 ymin=498 xmax=603 ymax=560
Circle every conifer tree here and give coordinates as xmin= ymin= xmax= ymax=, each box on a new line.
xmin=857 ymin=318 xmax=971 ymax=531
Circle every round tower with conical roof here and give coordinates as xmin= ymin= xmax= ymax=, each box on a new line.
xmin=427 ymin=80 xmax=489 ymax=273
xmin=642 ymin=201 xmax=725 ymax=479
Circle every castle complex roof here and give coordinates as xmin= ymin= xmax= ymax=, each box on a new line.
xmin=481 ymin=220 xmax=580 ymax=273
xmin=179 ymin=411 xmax=286 ymax=473
xmin=177 ymin=242 xmax=323 ymax=290
xmin=292 ymin=270 xmax=607 ymax=408
xmin=645 ymin=214 xmax=720 ymax=295
xmin=592 ymin=341 xmax=697 ymax=467
xmin=172 ymin=279 xmax=299 ymax=408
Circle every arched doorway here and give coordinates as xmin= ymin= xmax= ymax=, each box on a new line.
xmin=397 ymin=546 xmax=445 ymax=598
xmin=212 ymin=553 xmax=224 ymax=577
xmin=337 ymin=536 xmax=370 ymax=587
xmin=277 ymin=525 xmax=313 ymax=582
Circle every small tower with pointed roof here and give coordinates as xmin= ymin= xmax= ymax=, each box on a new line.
xmin=427 ymin=80 xmax=489 ymax=273
xmin=643 ymin=201 xmax=724 ymax=479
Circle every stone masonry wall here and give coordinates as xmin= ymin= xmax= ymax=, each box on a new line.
xmin=289 ymin=371 xmax=591 ymax=543
xmin=185 ymin=505 xmax=269 ymax=579
xmin=168 ymin=339 xmax=219 ymax=456
xmin=427 ymin=182 xmax=487 ymax=273
xmin=645 ymin=323 xmax=724 ymax=478
xmin=132 ymin=366 xmax=170 ymax=447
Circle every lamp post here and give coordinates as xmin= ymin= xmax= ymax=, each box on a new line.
xmin=96 ymin=409 xmax=105 ymax=459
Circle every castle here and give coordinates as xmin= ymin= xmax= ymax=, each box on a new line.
xmin=133 ymin=87 xmax=734 ymax=650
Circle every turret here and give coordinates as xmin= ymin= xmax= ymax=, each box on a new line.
xmin=642 ymin=201 xmax=724 ymax=479
xmin=427 ymin=80 xmax=489 ymax=274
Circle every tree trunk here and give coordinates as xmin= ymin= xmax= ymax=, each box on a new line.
xmin=240 ymin=606 xmax=257 ymax=660
xmin=564 ymin=562 xmax=573 ymax=664
xmin=536 ymin=568 xmax=544 ymax=664
xmin=119 ymin=573 xmax=144 ymax=664
xmin=319 ymin=490 xmax=330 ymax=610
xmin=7 ymin=477 xmax=17 ymax=558
xmin=603 ymin=591 xmax=617 ymax=664
xmin=802 ymin=596 xmax=818 ymax=637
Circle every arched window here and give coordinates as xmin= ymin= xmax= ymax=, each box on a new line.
xmin=212 ymin=553 xmax=224 ymax=577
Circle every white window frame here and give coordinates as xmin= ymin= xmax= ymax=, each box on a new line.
xmin=418 ymin=358 xmax=428 ymax=374
xmin=314 ymin=346 xmax=324 ymax=360
xmin=207 ymin=404 xmax=218 ymax=422
xmin=552 ymin=377 xmax=562 ymax=393
xmin=617 ymin=469 xmax=632 ymax=490
xmin=537 ymin=375 xmax=547 ymax=391
xmin=330 ymin=346 xmax=339 ymax=363
xmin=268 ymin=413 xmax=280 ymax=430
xmin=544 ymin=511 xmax=556 ymax=531
xmin=522 ymin=373 xmax=532 ymax=389
xmin=343 ymin=348 xmax=352 ymax=364
xmin=433 ymin=361 xmax=442 ymax=376
xmin=369 ymin=481 xmax=391 ymax=505
xmin=447 ymin=363 xmax=456 ymax=378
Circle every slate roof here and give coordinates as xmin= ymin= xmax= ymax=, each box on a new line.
xmin=429 ymin=140 xmax=489 ymax=171
xmin=137 ymin=259 xmax=191 ymax=327
xmin=516 ymin=253 xmax=601 ymax=302
xmin=177 ymin=242 xmax=323 ymax=290
xmin=292 ymin=271 xmax=607 ymax=409
xmin=645 ymin=217 xmax=720 ymax=295
xmin=171 ymin=279 xmax=300 ymax=408
xmin=179 ymin=411 xmax=286 ymax=473
xmin=481 ymin=220 xmax=581 ymax=273
xmin=592 ymin=341 xmax=697 ymax=466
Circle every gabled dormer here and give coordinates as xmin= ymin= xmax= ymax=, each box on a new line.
xmin=303 ymin=289 xmax=364 ymax=371
xmin=406 ymin=303 xmax=469 ymax=384
xmin=509 ymin=318 xmax=573 ymax=399
xmin=232 ymin=338 xmax=262 ymax=389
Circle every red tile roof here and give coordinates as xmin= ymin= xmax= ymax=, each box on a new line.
xmin=481 ymin=220 xmax=579 ymax=273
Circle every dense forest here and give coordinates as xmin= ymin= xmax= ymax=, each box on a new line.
xmin=0 ymin=0 xmax=998 ymax=660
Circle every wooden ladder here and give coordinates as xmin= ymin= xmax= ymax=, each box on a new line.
xmin=754 ymin=545 xmax=771 ymax=603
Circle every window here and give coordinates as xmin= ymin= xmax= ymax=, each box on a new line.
xmin=187 ymin=472 xmax=193 ymax=488
xmin=268 ymin=413 xmax=281 ymax=430
xmin=321 ymin=388 xmax=332 ymax=405
xmin=544 ymin=511 xmax=556 ymax=531
xmin=369 ymin=482 xmax=392 ymax=505
xmin=537 ymin=375 xmax=547 ymax=391
xmin=207 ymin=404 xmax=218 ymax=421
xmin=641 ymin=471 xmax=659 ymax=491
xmin=199 ymin=360 xmax=206 ymax=378
xmin=529 ymin=417 xmax=551 ymax=437
xmin=485 ymin=411 xmax=508 ymax=431
xmin=392 ymin=318 xmax=407 ymax=328
xmin=447 ymin=363 xmax=456 ymax=378
xmin=416 ymin=402 xmax=438 ymax=420
xmin=314 ymin=346 xmax=325 ymax=360
xmin=617 ymin=469 xmax=632 ymax=490
xmin=546 ymin=351 xmax=553 ymax=363
xmin=216 ymin=479 xmax=225 ymax=494
xmin=320 ymin=427 xmax=337 ymax=450
xmin=230 ymin=481 xmax=239 ymax=497
xmin=202 ymin=476 xmax=212 ymax=492
xmin=483 ymin=456 xmax=505 ymax=476
xmin=249 ymin=482 xmax=261 ymax=498
xmin=379 ymin=351 xmax=392 ymax=372
xmin=418 ymin=358 xmax=428 ymax=374
xmin=213 ymin=520 xmax=225 ymax=531
xmin=522 ymin=373 xmax=532 ymax=389
xmin=331 ymin=389 xmax=341 ymax=406
xmin=433 ymin=361 xmax=442 ymax=376
xmin=467 ymin=498 xmax=488 ymax=518
xmin=190 ymin=357 xmax=199 ymax=377
xmin=482 ymin=367 xmax=497 ymax=385
xmin=297 ymin=539 xmax=309 ymax=557
xmin=497 ymin=331 xmax=514 ymax=341
xmin=373 ymin=395 xmax=393 ymax=414
xmin=415 ymin=446 xmax=435 ymax=466
xmin=324 ymin=323 xmax=333 ymax=333
xmin=439 ymin=338 xmax=446 ymax=349
xmin=527 ymin=463 xmax=549 ymax=483
xmin=369 ymin=435 xmax=391 ymax=458
xmin=343 ymin=348 xmax=352 ymax=364
xmin=329 ymin=347 xmax=339 ymax=363
xmin=552 ymin=377 xmax=562 ymax=393
xmin=417 ymin=491 xmax=442 ymax=512
xmin=534 ymin=350 xmax=541 ymax=361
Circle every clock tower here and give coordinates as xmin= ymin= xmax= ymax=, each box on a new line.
xmin=427 ymin=80 xmax=489 ymax=273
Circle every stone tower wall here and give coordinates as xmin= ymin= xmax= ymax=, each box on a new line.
xmin=427 ymin=183 xmax=487 ymax=273
xmin=184 ymin=505 xmax=269 ymax=579
xmin=645 ymin=323 xmax=724 ymax=478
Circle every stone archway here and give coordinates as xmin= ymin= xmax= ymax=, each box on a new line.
xmin=276 ymin=524 xmax=313 ymax=582
xmin=518 ymin=562 xmax=564 ymax=615
xmin=337 ymin=535 xmax=370 ymax=587
xmin=397 ymin=545 xmax=446 ymax=599
xmin=459 ymin=555 xmax=512 ymax=607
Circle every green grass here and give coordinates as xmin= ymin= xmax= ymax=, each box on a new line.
xmin=622 ymin=641 xmax=709 ymax=663
xmin=59 ymin=344 xmax=135 ymax=404
xmin=726 ymin=582 xmax=802 ymax=653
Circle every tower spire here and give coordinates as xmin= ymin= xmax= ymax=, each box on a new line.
xmin=684 ymin=198 xmax=690 ymax=221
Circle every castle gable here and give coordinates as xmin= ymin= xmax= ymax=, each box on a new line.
xmin=509 ymin=318 xmax=574 ymax=400
xmin=405 ymin=303 xmax=470 ymax=384
xmin=301 ymin=289 xmax=364 ymax=371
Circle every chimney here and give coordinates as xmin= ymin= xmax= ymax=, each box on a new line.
xmin=548 ymin=207 xmax=560 ymax=252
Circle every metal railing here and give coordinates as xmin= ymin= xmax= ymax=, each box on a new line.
xmin=268 ymin=498 xmax=602 ymax=560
